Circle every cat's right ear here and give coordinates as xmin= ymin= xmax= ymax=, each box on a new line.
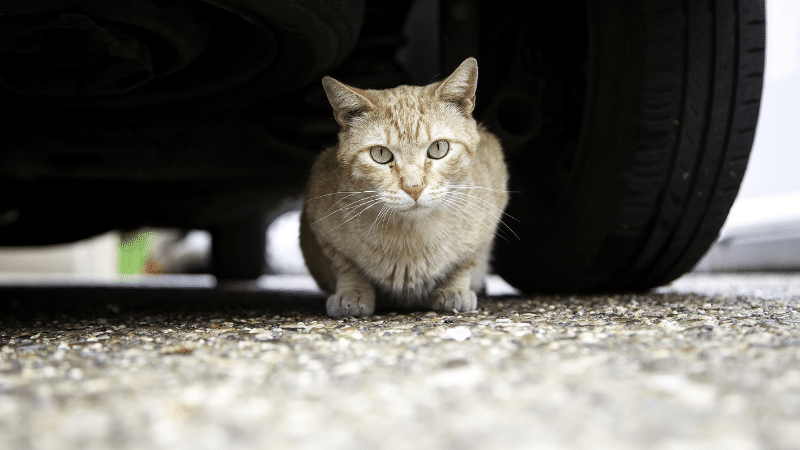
xmin=435 ymin=57 xmax=478 ymax=116
xmin=322 ymin=77 xmax=376 ymax=127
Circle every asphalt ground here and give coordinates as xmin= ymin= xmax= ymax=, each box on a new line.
xmin=1 ymin=272 xmax=799 ymax=450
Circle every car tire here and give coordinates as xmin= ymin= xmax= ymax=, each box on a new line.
xmin=211 ymin=216 xmax=267 ymax=281
xmin=492 ymin=0 xmax=765 ymax=292
xmin=2 ymin=0 xmax=364 ymax=109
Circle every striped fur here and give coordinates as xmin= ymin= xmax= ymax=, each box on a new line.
xmin=300 ymin=58 xmax=509 ymax=317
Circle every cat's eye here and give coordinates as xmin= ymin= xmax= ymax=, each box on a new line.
xmin=427 ymin=140 xmax=450 ymax=159
xmin=370 ymin=146 xmax=394 ymax=164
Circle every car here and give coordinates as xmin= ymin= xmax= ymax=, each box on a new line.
xmin=0 ymin=0 xmax=765 ymax=292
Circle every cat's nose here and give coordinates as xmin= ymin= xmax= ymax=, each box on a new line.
xmin=403 ymin=184 xmax=424 ymax=201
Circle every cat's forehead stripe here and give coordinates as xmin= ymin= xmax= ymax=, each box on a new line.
xmin=379 ymin=89 xmax=436 ymax=144
xmin=352 ymin=85 xmax=465 ymax=150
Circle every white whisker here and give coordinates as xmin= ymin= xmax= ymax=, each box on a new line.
xmin=445 ymin=194 xmax=519 ymax=241
xmin=448 ymin=184 xmax=519 ymax=194
xmin=443 ymin=198 xmax=508 ymax=241
xmin=382 ymin=206 xmax=395 ymax=232
xmin=440 ymin=200 xmax=460 ymax=222
xmin=324 ymin=198 xmax=383 ymax=234
xmin=341 ymin=198 xmax=382 ymax=222
xmin=327 ymin=191 xmax=379 ymax=213
xmin=312 ymin=194 xmax=382 ymax=225
xmin=367 ymin=204 xmax=390 ymax=237
xmin=456 ymin=198 xmax=518 ymax=240
xmin=306 ymin=190 xmax=379 ymax=202
xmin=448 ymin=191 xmax=520 ymax=222
xmin=439 ymin=198 xmax=478 ymax=234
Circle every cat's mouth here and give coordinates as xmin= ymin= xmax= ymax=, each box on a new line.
xmin=394 ymin=199 xmax=439 ymax=217
xmin=394 ymin=203 xmax=422 ymax=212
xmin=388 ymin=190 xmax=441 ymax=215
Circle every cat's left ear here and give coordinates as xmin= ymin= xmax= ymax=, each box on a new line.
xmin=435 ymin=57 xmax=478 ymax=116
xmin=322 ymin=76 xmax=376 ymax=127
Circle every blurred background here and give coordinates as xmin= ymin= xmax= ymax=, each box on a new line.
xmin=0 ymin=0 xmax=797 ymax=285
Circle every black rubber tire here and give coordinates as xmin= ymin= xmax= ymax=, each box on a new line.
xmin=211 ymin=217 xmax=267 ymax=281
xmin=494 ymin=0 xmax=765 ymax=292
xmin=156 ymin=0 xmax=366 ymax=108
xmin=3 ymin=0 xmax=364 ymax=110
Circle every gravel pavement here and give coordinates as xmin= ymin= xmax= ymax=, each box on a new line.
xmin=1 ymin=272 xmax=799 ymax=450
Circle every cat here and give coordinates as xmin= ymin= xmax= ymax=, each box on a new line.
xmin=300 ymin=57 xmax=510 ymax=317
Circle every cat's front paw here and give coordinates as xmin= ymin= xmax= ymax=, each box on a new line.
xmin=326 ymin=290 xmax=376 ymax=317
xmin=429 ymin=288 xmax=477 ymax=313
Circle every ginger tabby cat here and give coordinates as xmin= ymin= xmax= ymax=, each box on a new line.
xmin=300 ymin=57 xmax=510 ymax=317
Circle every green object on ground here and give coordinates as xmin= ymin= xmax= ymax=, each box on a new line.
xmin=118 ymin=232 xmax=155 ymax=275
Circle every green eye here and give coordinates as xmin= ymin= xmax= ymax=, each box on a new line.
xmin=370 ymin=146 xmax=394 ymax=164
xmin=427 ymin=140 xmax=449 ymax=159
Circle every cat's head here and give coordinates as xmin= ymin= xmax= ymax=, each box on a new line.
xmin=322 ymin=57 xmax=481 ymax=216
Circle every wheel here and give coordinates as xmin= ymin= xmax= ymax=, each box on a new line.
xmin=0 ymin=0 xmax=364 ymax=109
xmin=0 ymin=0 xmax=364 ymax=246
xmin=211 ymin=217 xmax=267 ymax=281
xmin=487 ymin=0 xmax=765 ymax=292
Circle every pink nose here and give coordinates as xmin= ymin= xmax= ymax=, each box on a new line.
xmin=403 ymin=185 xmax=424 ymax=200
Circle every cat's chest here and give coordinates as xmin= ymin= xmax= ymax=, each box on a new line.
xmin=347 ymin=216 xmax=468 ymax=286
